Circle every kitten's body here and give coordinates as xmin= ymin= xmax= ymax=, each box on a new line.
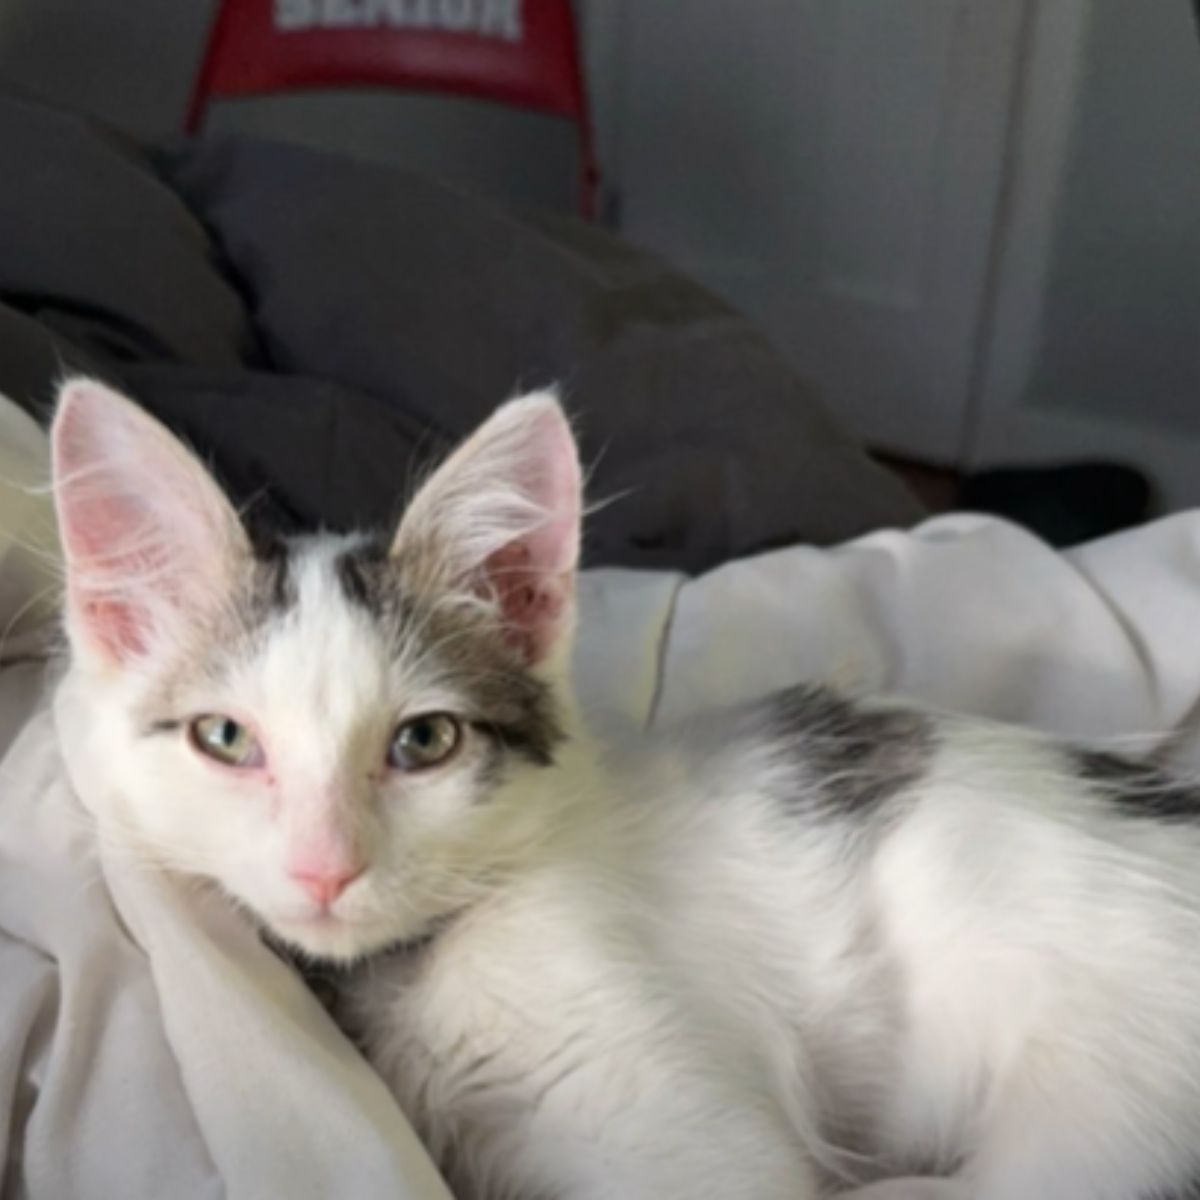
xmin=336 ymin=690 xmax=1200 ymax=1200
xmin=49 ymin=380 xmax=1200 ymax=1200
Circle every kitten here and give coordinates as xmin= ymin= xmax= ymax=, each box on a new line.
xmin=50 ymin=377 xmax=1200 ymax=1200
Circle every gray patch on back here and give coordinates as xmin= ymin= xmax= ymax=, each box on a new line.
xmin=1073 ymin=750 xmax=1200 ymax=823
xmin=760 ymin=684 xmax=934 ymax=818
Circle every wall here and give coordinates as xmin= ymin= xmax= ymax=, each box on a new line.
xmin=1026 ymin=0 xmax=1200 ymax=436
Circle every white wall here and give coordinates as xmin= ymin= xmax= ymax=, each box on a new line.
xmin=965 ymin=0 xmax=1200 ymax=507
xmin=1026 ymin=0 xmax=1200 ymax=436
xmin=604 ymin=0 xmax=1024 ymax=462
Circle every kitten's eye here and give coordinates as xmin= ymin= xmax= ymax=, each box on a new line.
xmin=189 ymin=715 xmax=264 ymax=769
xmin=388 ymin=714 xmax=462 ymax=771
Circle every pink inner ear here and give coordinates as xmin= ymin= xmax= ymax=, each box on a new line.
xmin=485 ymin=539 xmax=571 ymax=663
xmin=52 ymin=378 xmax=244 ymax=668
xmin=56 ymin=421 xmax=158 ymax=661
xmin=482 ymin=407 xmax=580 ymax=665
xmin=61 ymin=487 xmax=172 ymax=662
xmin=79 ymin=596 xmax=149 ymax=659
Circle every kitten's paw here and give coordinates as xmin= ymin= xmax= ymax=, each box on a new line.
xmin=836 ymin=1180 xmax=970 ymax=1200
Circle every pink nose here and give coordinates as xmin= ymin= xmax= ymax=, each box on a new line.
xmin=290 ymin=865 xmax=365 ymax=908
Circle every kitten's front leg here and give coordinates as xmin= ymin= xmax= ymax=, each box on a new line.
xmin=463 ymin=1071 xmax=822 ymax=1200
xmin=355 ymin=969 xmax=822 ymax=1200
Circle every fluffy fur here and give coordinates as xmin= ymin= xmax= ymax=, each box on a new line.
xmin=52 ymin=378 xmax=1200 ymax=1200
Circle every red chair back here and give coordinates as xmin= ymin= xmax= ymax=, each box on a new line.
xmin=186 ymin=0 xmax=598 ymax=218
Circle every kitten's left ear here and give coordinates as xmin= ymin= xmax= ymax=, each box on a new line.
xmin=391 ymin=391 xmax=581 ymax=668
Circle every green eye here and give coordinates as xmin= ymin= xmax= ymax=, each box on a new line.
xmin=189 ymin=715 xmax=264 ymax=769
xmin=388 ymin=713 xmax=462 ymax=771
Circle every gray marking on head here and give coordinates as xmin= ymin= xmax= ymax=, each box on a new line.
xmin=413 ymin=600 xmax=563 ymax=769
xmin=1074 ymin=750 xmax=1200 ymax=823
xmin=334 ymin=537 xmax=564 ymax=769
xmin=244 ymin=528 xmax=297 ymax=619
xmin=334 ymin=536 xmax=390 ymax=615
xmin=759 ymin=685 xmax=934 ymax=819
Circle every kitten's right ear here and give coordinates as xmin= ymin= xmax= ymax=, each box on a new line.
xmin=51 ymin=378 xmax=249 ymax=671
xmin=391 ymin=391 xmax=581 ymax=669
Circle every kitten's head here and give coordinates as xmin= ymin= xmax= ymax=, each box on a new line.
xmin=51 ymin=378 xmax=581 ymax=962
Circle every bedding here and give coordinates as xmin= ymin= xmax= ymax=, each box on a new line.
xmin=0 ymin=94 xmax=920 ymax=573
xmin=5 ymin=391 xmax=1200 ymax=1197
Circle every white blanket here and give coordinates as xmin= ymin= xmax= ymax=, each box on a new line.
xmin=5 ymin=394 xmax=1200 ymax=1199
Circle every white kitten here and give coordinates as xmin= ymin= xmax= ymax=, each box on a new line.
xmin=51 ymin=378 xmax=1200 ymax=1200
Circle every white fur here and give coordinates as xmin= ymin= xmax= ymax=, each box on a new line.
xmin=52 ymin=379 xmax=1200 ymax=1200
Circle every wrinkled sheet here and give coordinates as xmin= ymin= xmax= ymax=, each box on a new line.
xmin=6 ymin=397 xmax=1200 ymax=1197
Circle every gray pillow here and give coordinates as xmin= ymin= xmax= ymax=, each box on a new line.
xmin=0 ymin=96 xmax=920 ymax=571
xmin=164 ymin=137 xmax=922 ymax=569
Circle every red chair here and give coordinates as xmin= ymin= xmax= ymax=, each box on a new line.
xmin=186 ymin=0 xmax=599 ymax=219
